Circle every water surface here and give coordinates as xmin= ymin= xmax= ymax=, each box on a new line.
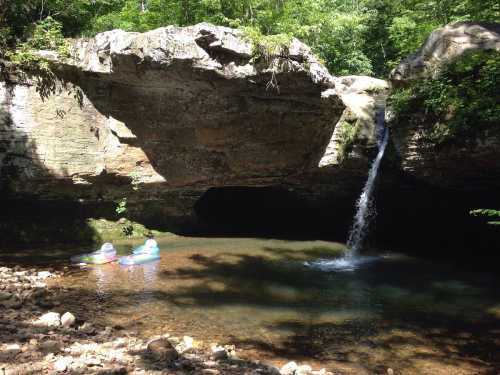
xmin=21 ymin=236 xmax=500 ymax=374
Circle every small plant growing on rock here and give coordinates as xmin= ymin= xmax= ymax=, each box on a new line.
xmin=5 ymin=17 xmax=71 ymax=102
xmin=470 ymin=209 xmax=500 ymax=225
xmin=242 ymin=27 xmax=293 ymax=93
xmin=115 ymin=198 xmax=128 ymax=215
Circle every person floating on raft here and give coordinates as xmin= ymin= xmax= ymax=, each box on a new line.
xmin=119 ymin=238 xmax=160 ymax=265
xmin=70 ymin=242 xmax=117 ymax=265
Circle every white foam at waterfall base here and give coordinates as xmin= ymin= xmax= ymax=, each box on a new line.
xmin=306 ymin=118 xmax=389 ymax=272
xmin=304 ymin=255 xmax=380 ymax=272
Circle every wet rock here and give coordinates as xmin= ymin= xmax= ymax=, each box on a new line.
xmin=147 ymin=338 xmax=179 ymax=362
xmin=61 ymin=312 xmax=76 ymax=328
xmin=280 ymin=361 xmax=298 ymax=375
xmin=35 ymin=312 xmax=61 ymax=327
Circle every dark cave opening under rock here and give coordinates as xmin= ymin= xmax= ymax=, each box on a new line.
xmin=193 ymin=186 xmax=354 ymax=240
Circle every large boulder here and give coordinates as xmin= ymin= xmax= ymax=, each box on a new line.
xmin=390 ymin=22 xmax=500 ymax=82
xmin=0 ymin=23 xmax=342 ymax=201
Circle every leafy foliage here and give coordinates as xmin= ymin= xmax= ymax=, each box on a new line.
xmin=115 ymin=197 xmax=128 ymax=215
xmin=7 ymin=17 xmax=69 ymax=68
xmin=1 ymin=1 xmax=498 ymax=76
xmin=390 ymin=50 xmax=500 ymax=145
xmin=470 ymin=209 xmax=500 ymax=225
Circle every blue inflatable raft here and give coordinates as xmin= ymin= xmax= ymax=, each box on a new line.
xmin=119 ymin=239 xmax=160 ymax=265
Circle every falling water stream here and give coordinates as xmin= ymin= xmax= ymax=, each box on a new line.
xmin=346 ymin=118 xmax=389 ymax=256
xmin=307 ymin=106 xmax=389 ymax=271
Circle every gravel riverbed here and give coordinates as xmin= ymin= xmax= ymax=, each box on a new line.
xmin=0 ymin=265 xmax=335 ymax=375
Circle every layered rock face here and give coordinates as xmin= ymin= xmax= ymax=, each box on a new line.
xmin=0 ymin=24 xmax=344 ymax=229
xmin=1 ymin=22 xmax=498 ymax=251
xmin=390 ymin=22 xmax=500 ymax=82
xmin=319 ymin=76 xmax=390 ymax=168
xmin=0 ymin=23 xmax=343 ymax=203
xmin=389 ymin=22 xmax=500 ymax=190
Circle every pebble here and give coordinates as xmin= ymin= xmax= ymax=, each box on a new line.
xmin=79 ymin=322 xmax=95 ymax=334
xmin=39 ymin=340 xmax=61 ymax=353
xmin=147 ymin=338 xmax=178 ymax=362
xmin=0 ymin=265 xmax=334 ymax=375
xmin=61 ymin=312 xmax=76 ymax=328
xmin=296 ymin=364 xmax=313 ymax=375
xmin=175 ymin=335 xmax=195 ymax=354
xmin=35 ymin=312 xmax=61 ymax=327
xmin=211 ymin=345 xmax=228 ymax=360
xmin=5 ymin=343 xmax=21 ymax=355
xmin=0 ymin=291 xmax=12 ymax=300
xmin=37 ymin=271 xmax=52 ymax=279
xmin=202 ymin=369 xmax=220 ymax=375
xmin=54 ymin=356 xmax=73 ymax=372
xmin=280 ymin=361 xmax=298 ymax=375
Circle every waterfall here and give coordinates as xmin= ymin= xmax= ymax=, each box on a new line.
xmin=305 ymin=105 xmax=389 ymax=272
xmin=345 ymin=109 xmax=388 ymax=257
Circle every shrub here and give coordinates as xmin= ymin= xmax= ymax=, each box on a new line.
xmin=390 ymin=49 xmax=500 ymax=146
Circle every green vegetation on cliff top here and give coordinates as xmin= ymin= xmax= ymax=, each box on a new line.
xmin=1 ymin=0 xmax=498 ymax=77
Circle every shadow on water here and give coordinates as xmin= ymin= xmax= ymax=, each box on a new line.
xmin=50 ymin=238 xmax=500 ymax=374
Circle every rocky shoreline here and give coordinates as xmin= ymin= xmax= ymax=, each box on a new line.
xmin=0 ymin=265 xmax=334 ymax=375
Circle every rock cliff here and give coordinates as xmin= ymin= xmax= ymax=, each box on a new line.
xmin=1 ymin=22 xmax=498 ymax=251
xmin=389 ymin=22 xmax=500 ymax=190
xmin=390 ymin=22 xmax=500 ymax=82
xmin=1 ymin=24 xmax=344 ymax=199
xmin=0 ymin=23 xmax=356 ymax=240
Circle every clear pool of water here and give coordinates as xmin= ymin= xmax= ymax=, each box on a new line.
xmin=14 ymin=236 xmax=500 ymax=374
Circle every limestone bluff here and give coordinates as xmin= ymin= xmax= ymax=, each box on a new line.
xmin=0 ymin=23 xmax=348 ymax=223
